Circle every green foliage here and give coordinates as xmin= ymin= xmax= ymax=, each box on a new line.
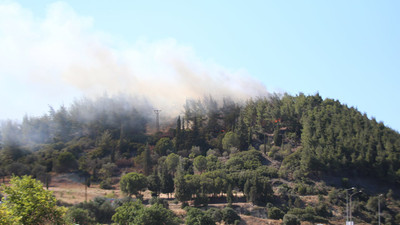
xmin=222 ymin=131 xmax=240 ymax=150
xmin=99 ymin=162 xmax=118 ymax=180
xmin=193 ymin=155 xmax=207 ymax=173
xmin=158 ymin=162 xmax=174 ymax=196
xmin=143 ymin=144 xmax=152 ymax=175
xmin=149 ymin=197 xmax=169 ymax=209
xmin=226 ymin=150 xmax=262 ymax=171
xmin=0 ymin=204 xmax=21 ymax=225
xmin=205 ymin=154 xmax=222 ymax=171
xmin=242 ymin=175 xmax=273 ymax=206
xmin=100 ymin=178 xmax=113 ymax=189
xmin=205 ymin=208 xmax=223 ymax=223
xmin=55 ymin=151 xmax=78 ymax=172
xmin=147 ymin=172 xmax=161 ymax=195
xmin=1 ymin=175 xmax=65 ymax=225
xmin=155 ymin=137 xmax=174 ymax=156
xmin=287 ymin=206 xmax=328 ymax=223
xmin=120 ymin=172 xmax=147 ymax=198
xmin=283 ymin=214 xmax=300 ymax=225
xmin=74 ymin=196 xmax=116 ymax=223
xmin=165 ymin=153 xmax=180 ymax=174
xmin=135 ymin=203 xmax=181 ymax=225
xmin=185 ymin=207 xmax=215 ymax=225
xmin=113 ymin=200 xmax=180 ymax=225
xmin=174 ymin=171 xmax=191 ymax=203
xmin=268 ymin=207 xmax=284 ymax=220
xmin=65 ymin=207 xmax=96 ymax=225
xmin=273 ymin=128 xmax=282 ymax=146
xmin=395 ymin=213 xmax=400 ymax=224
xmin=112 ymin=200 xmax=143 ymax=225
xmin=221 ymin=207 xmax=240 ymax=224
xmin=2 ymin=93 xmax=400 ymax=225
xmin=366 ymin=195 xmax=386 ymax=212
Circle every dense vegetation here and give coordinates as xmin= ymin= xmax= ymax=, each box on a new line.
xmin=1 ymin=93 xmax=400 ymax=224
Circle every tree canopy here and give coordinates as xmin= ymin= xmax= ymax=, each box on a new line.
xmin=1 ymin=176 xmax=65 ymax=225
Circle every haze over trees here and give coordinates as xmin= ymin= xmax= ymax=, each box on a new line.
xmin=0 ymin=93 xmax=400 ymax=224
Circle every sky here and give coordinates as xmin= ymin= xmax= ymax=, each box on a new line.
xmin=0 ymin=0 xmax=399 ymax=131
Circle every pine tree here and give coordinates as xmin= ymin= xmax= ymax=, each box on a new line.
xmin=143 ymin=144 xmax=152 ymax=176
xmin=174 ymin=160 xmax=191 ymax=203
xmin=159 ymin=163 xmax=174 ymax=198
xmin=175 ymin=116 xmax=183 ymax=151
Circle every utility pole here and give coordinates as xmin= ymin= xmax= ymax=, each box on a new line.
xmin=346 ymin=187 xmax=355 ymax=223
xmin=349 ymin=190 xmax=362 ymax=223
xmin=154 ymin=110 xmax=161 ymax=132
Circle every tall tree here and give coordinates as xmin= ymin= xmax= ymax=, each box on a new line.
xmin=120 ymin=172 xmax=148 ymax=199
xmin=143 ymin=144 xmax=152 ymax=176
xmin=175 ymin=116 xmax=184 ymax=151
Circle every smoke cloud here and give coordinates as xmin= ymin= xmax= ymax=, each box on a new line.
xmin=0 ymin=1 xmax=269 ymax=119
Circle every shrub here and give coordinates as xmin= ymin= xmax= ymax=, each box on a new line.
xmin=222 ymin=207 xmax=240 ymax=224
xmin=268 ymin=207 xmax=284 ymax=220
xmin=206 ymin=208 xmax=223 ymax=223
xmin=149 ymin=197 xmax=169 ymax=209
xmin=185 ymin=207 xmax=215 ymax=225
xmin=283 ymin=214 xmax=300 ymax=225
xmin=100 ymin=178 xmax=113 ymax=190
xmin=65 ymin=207 xmax=96 ymax=225
xmin=1 ymin=176 xmax=65 ymax=224
xmin=75 ymin=197 xmax=116 ymax=224
xmin=136 ymin=203 xmax=181 ymax=225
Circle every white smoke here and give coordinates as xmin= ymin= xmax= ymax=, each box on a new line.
xmin=0 ymin=1 xmax=269 ymax=119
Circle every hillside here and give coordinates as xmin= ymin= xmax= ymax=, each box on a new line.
xmin=1 ymin=93 xmax=400 ymax=224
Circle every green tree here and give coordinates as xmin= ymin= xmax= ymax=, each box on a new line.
xmin=134 ymin=203 xmax=181 ymax=225
xmin=175 ymin=116 xmax=184 ymax=150
xmin=93 ymin=130 xmax=114 ymax=158
xmin=222 ymin=207 xmax=240 ymax=224
xmin=98 ymin=162 xmax=118 ymax=180
xmin=222 ymin=131 xmax=240 ymax=150
xmin=185 ymin=207 xmax=215 ymax=225
xmin=175 ymin=174 xmax=191 ymax=203
xmin=55 ymin=151 xmax=78 ymax=172
xmin=120 ymin=172 xmax=148 ymax=198
xmin=147 ymin=172 xmax=161 ymax=196
xmin=155 ymin=138 xmax=174 ymax=156
xmin=273 ymin=128 xmax=282 ymax=146
xmin=175 ymin=162 xmax=191 ymax=203
xmin=165 ymin=153 xmax=180 ymax=175
xmin=193 ymin=155 xmax=207 ymax=173
xmin=159 ymin=163 xmax=174 ymax=197
xmin=65 ymin=207 xmax=96 ymax=225
xmin=143 ymin=144 xmax=152 ymax=175
xmin=112 ymin=200 xmax=143 ymax=225
xmin=283 ymin=214 xmax=300 ymax=225
xmin=268 ymin=207 xmax=284 ymax=220
xmin=1 ymin=175 xmax=65 ymax=224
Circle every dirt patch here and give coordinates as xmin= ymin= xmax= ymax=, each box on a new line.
xmin=49 ymin=173 xmax=122 ymax=205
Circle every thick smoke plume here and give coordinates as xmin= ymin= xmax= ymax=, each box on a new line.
xmin=0 ymin=1 xmax=269 ymax=120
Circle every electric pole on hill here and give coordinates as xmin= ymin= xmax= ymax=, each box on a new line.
xmin=154 ymin=109 xmax=161 ymax=132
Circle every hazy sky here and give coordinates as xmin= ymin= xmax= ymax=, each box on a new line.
xmin=1 ymin=1 xmax=399 ymax=131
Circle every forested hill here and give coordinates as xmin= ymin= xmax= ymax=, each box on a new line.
xmin=237 ymin=93 xmax=400 ymax=183
xmin=1 ymin=93 xmax=400 ymax=224
xmin=0 ymin=93 xmax=399 ymax=184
